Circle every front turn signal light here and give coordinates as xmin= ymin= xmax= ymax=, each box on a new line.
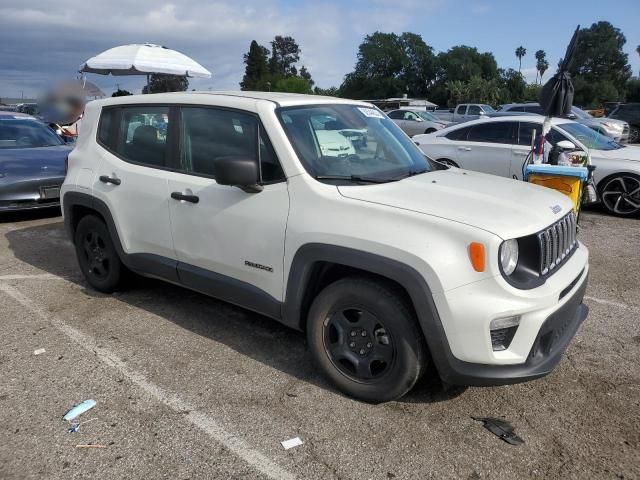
xmin=469 ymin=242 xmax=485 ymax=272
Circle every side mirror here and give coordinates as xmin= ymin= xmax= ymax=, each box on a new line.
xmin=556 ymin=140 xmax=576 ymax=151
xmin=566 ymin=113 xmax=577 ymax=120
xmin=213 ymin=157 xmax=263 ymax=193
xmin=478 ymin=111 xmax=486 ymax=116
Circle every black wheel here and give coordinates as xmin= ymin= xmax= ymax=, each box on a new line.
xmin=629 ymin=126 xmax=639 ymax=144
xmin=307 ymin=277 xmax=426 ymax=403
xmin=437 ymin=158 xmax=459 ymax=168
xmin=74 ymin=215 xmax=125 ymax=292
xmin=599 ymin=174 xmax=640 ymax=217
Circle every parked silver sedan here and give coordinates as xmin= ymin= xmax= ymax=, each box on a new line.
xmin=386 ymin=109 xmax=449 ymax=137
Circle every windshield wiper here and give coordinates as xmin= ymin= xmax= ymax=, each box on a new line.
xmin=315 ymin=174 xmax=391 ymax=184
xmin=387 ymin=169 xmax=430 ymax=181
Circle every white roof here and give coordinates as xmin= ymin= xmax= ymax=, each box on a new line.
xmin=91 ymin=91 xmax=374 ymax=108
xmin=80 ymin=43 xmax=211 ymax=78
xmin=441 ymin=115 xmax=572 ymax=132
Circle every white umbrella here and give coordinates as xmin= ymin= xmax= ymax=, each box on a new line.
xmin=80 ymin=43 xmax=211 ymax=79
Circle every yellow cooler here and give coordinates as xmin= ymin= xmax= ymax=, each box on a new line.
xmin=524 ymin=165 xmax=588 ymax=213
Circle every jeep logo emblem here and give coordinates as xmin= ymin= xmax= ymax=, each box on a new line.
xmin=550 ymin=205 xmax=562 ymax=214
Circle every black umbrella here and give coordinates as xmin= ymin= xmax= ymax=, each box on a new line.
xmin=539 ymin=26 xmax=580 ymax=117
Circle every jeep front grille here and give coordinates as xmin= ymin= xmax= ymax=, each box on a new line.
xmin=537 ymin=212 xmax=577 ymax=275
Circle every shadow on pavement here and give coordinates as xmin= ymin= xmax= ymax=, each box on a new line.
xmin=6 ymin=220 xmax=465 ymax=404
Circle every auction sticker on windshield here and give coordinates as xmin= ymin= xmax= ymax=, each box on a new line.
xmin=358 ymin=107 xmax=385 ymax=119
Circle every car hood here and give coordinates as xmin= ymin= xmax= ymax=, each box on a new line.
xmin=337 ymin=169 xmax=573 ymax=239
xmin=592 ymin=117 xmax=627 ymax=128
xmin=593 ymin=144 xmax=640 ymax=162
xmin=0 ymin=145 xmax=70 ymax=178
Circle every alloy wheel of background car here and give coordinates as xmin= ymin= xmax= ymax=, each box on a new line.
xmin=629 ymin=127 xmax=639 ymax=144
xmin=323 ymin=307 xmax=395 ymax=381
xmin=600 ymin=174 xmax=640 ymax=216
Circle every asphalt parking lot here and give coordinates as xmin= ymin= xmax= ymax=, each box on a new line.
xmin=0 ymin=208 xmax=638 ymax=480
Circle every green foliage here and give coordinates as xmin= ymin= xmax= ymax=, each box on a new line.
xmin=112 ymin=89 xmax=132 ymax=97
xmin=142 ymin=74 xmax=188 ymax=94
xmin=437 ymin=45 xmax=498 ymax=83
xmin=523 ymin=83 xmax=542 ymax=102
xmin=269 ymin=36 xmax=301 ymax=77
xmin=314 ymin=86 xmax=339 ymax=96
xmin=241 ymin=40 xmax=270 ymax=90
xmin=240 ymin=36 xmax=315 ymax=93
xmin=339 ymin=31 xmax=436 ymax=99
xmin=569 ymin=21 xmax=632 ymax=106
xmin=273 ymin=76 xmax=312 ymax=94
xmin=534 ymin=50 xmax=548 ymax=84
xmin=515 ymin=46 xmax=526 ymax=72
xmin=626 ymin=78 xmax=640 ymax=102
xmin=299 ymin=66 xmax=314 ymax=88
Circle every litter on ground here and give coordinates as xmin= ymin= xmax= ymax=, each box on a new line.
xmin=63 ymin=399 xmax=97 ymax=422
xmin=281 ymin=437 xmax=304 ymax=450
xmin=472 ymin=417 xmax=525 ymax=445
xmin=33 ymin=348 xmax=46 ymax=355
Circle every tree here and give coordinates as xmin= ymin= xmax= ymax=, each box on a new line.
xmin=625 ymin=78 xmax=640 ymax=102
xmin=515 ymin=46 xmax=526 ymax=73
xmin=273 ymin=76 xmax=312 ymax=94
xmin=269 ymin=36 xmax=301 ymax=77
xmin=569 ymin=21 xmax=632 ymax=106
xmin=499 ymin=68 xmax=526 ymax=103
xmin=241 ymin=40 xmax=270 ymax=90
xmin=142 ymin=74 xmax=188 ymax=94
xmin=314 ymin=86 xmax=338 ymax=96
xmin=534 ymin=50 xmax=548 ymax=84
xmin=299 ymin=65 xmax=314 ymax=88
xmin=338 ymin=32 xmax=436 ymax=99
xmin=436 ymin=46 xmax=498 ymax=83
xmin=112 ymin=89 xmax=132 ymax=97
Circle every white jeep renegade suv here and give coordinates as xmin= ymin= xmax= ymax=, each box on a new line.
xmin=62 ymin=92 xmax=589 ymax=403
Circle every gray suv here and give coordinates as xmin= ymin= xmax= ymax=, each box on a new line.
xmin=499 ymin=103 xmax=629 ymax=143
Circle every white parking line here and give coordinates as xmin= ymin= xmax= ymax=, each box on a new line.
xmin=584 ymin=295 xmax=634 ymax=311
xmin=0 ymin=282 xmax=296 ymax=480
xmin=0 ymin=273 xmax=63 ymax=281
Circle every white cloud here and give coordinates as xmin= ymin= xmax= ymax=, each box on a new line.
xmin=0 ymin=0 xmax=444 ymax=97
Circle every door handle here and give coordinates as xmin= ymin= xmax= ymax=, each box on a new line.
xmin=171 ymin=192 xmax=199 ymax=204
xmin=99 ymin=175 xmax=121 ymax=185
xmin=457 ymin=147 xmax=471 ymax=151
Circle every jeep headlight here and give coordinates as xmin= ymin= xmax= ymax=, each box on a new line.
xmin=500 ymin=239 xmax=519 ymax=276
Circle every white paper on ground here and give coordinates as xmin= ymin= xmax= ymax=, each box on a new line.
xmin=280 ymin=437 xmax=304 ymax=450
xmin=33 ymin=348 xmax=46 ymax=355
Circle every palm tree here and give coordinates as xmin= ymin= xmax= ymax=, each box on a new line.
xmin=515 ymin=46 xmax=527 ymax=73
xmin=535 ymin=50 xmax=547 ymax=84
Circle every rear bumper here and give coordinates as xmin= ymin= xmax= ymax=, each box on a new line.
xmin=436 ymin=273 xmax=588 ymax=386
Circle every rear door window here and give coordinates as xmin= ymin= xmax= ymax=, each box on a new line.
xmin=113 ymin=106 xmax=171 ymax=168
xmin=467 ymin=122 xmax=513 ymax=144
xmin=456 ymin=105 xmax=467 ymax=115
xmin=445 ymin=126 xmax=471 ymax=141
xmin=387 ymin=110 xmax=404 ymax=119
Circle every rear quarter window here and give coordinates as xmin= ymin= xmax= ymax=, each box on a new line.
xmin=97 ymin=108 xmax=113 ymax=147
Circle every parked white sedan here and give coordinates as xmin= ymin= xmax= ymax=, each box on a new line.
xmin=414 ymin=115 xmax=640 ymax=216
xmin=386 ymin=109 xmax=449 ymax=137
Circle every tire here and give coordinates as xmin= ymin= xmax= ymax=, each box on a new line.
xmin=307 ymin=276 xmax=427 ymax=403
xmin=74 ymin=215 xmax=125 ymax=293
xmin=598 ymin=174 xmax=640 ymax=217
xmin=437 ymin=158 xmax=459 ymax=168
xmin=629 ymin=126 xmax=639 ymax=144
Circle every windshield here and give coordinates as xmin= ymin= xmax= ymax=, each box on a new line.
xmin=481 ymin=105 xmax=496 ymax=113
xmin=0 ymin=118 xmax=64 ymax=149
xmin=417 ymin=111 xmax=440 ymax=122
xmin=571 ymin=107 xmax=592 ymax=120
xmin=557 ymin=122 xmax=622 ymax=151
xmin=277 ymin=104 xmax=431 ymax=182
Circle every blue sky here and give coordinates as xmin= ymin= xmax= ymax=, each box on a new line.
xmin=0 ymin=0 xmax=638 ymax=100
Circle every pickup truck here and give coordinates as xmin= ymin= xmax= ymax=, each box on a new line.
xmin=432 ymin=104 xmax=496 ymax=123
